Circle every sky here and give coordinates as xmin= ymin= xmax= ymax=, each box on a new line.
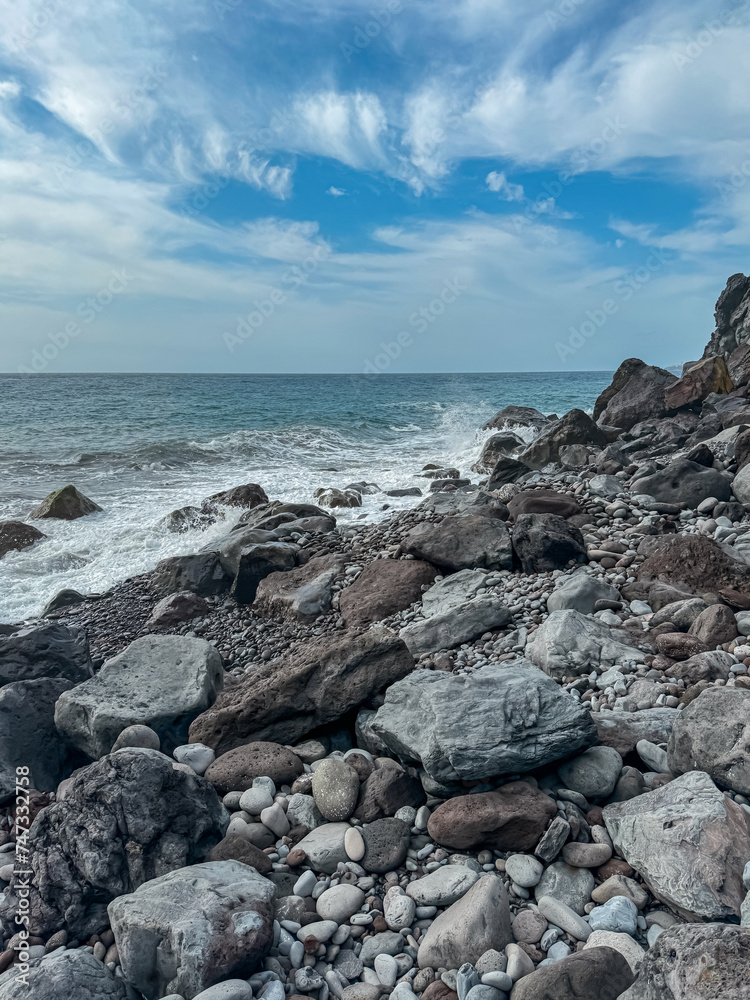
xmin=0 ymin=0 xmax=749 ymax=374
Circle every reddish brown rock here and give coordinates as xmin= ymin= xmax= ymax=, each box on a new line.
xmin=204 ymin=742 xmax=304 ymax=794
xmin=339 ymin=558 xmax=439 ymax=627
xmin=664 ymin=356 xmax=733 ymax=409
xmin=422 ymin=982 xmax=458 ymax=1000
xmin=655 ymin=632 xmax=711 ymax=661
xmin=636 ymin=535 xmax=750 ymax=595
xmin=688 ymin=604 xmax=738 ymax=646
xmin=507 ymin=489 xmax=583 ymax=521
xmin=427 ymin=782 xmax=557 ymax=852
xmin=207 ymin=834 xmax=273 ymax=874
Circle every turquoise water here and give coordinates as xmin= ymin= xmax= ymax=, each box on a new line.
xmin=0 ymin=371 xmax=612 ymax=621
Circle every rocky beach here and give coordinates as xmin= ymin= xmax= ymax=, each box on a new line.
xmin=3 ymin=273 xmax=750 ymax=999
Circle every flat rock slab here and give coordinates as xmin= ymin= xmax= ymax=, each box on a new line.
xmin=189 ymin=626 xmax=413 ymax=755
xmin=339 ymin=559 xmax=438 ymax=626
xmin=109 ymin=860 xmax=274 ymax=1000
xmin=55 ymin=635 xmax=224 ymax=758
xmin=402 ymin=515 xmax=513 ymax=572
xmin=427 ymin=782 xmax=556 ymax=852
xmin=399 ymin=596 xmax=511 ymax=655
xmin=371 ymin=661 xmax=597 ymax=783
xmin=0 ymin=623 xmax=93 ymax=686
xmin=603 ymin=771 xmax=750 ymax=921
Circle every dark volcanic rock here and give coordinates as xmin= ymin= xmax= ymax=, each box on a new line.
xmin=665 ymin=357 xmax=733 ymax=409
xmin=354 ymin=761 xmax=425 ymax=823
xmin=361 ymin=818 xmax=410 ymax=873
xmin=473 ymin=432 xmax=525 ymax=472
xmin=28 ymin=485 xmax=102 ymax=520
xmin=594 ymin=358 xmax=677 ymax=431
xmin=204 ymin=742 xmax=304 ymax=794
xmin=507 ymin=489 xmax=583 ymax=520
xmin=147 ymin=590 xmax=210 ymax=628
xmin=207 ymin=482 xmax=269 ymax=509
xmin=189 ymin=626 xmax=414 ymax=754
xmin=487 ymin=456 xmax=531 ymax=488
xmin=339 ymin=558 xmax=438 ymax=627
xmin=151 ymin=552 xmax=231 ymax=597
xmin=631 ymin=458 xmax=731 ymax=507
xmin=511 ymin=513 xmax=587 ymax=573
xmin=402 ymin=514 xmax=512 ymax=571
xmin=512 ymin=948 xmax=634 ymax=1000
xmin=483 ymin=405 xmax=550 ymax=432
xmin=636 ymin=534 xmax=750 ymax=594
xmin=206 ymin=833 xmax=274 ymax=873
xmin=428 ymin=783 xmax=557 ymax=852
xmin=231 ymin=542 xmax=299 ymax=604
xmin=0 ymin=623 xmax=93 ymax=687
xmin=519 ymin=409 xmax=608 ymax=469
xmin=0 ymin=520 xmax=45 ymax=559
xmin=702 ymin=271 xmax=750 ymax=360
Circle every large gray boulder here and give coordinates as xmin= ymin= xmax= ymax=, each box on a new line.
xmin=216 ymin=526 xmax=298 ymax=602
xmin=603 ymin=771 xmax=750 ymax=921
xmin=0 ymin=949 xmax=137 ymax=999
xmin=519 ymin=409 xmax=608 ymax=469
xmin=371 ymin=661 xmax=597 ymax=783
xmin=0 ymin=677 xmax=73 ymax=802
xmin=547 ymin=571 xmax=621 ymax=614
xmin=511 ymin=513 xmax=587 ymax=572
xmin=630 ymin=459 xmax=732 ymax=508
xmin=421 ymin=569 xmax=488 ymax=617
xmin=254 ymin=554 xmax=344 ymax=620
xmin=593 ymin=358 xmax=677 ymax=431
xmin=0 ymin=749 xmax=227 ymax=938
xmin=668 ymin=687 xmax=750 ymax=795
xmin=417 ymin=874 xmax=512 ymax=969
xmin=55 ymin=635 xmax=223 ymax=758
xmin=526 ymin=609 xmax=644 ymax=679
xmin=29 ymin=485 xmax=102 ymax=520
xmin=151 ymin=552 xmax=231 ymax=597
xmin=109 ymin=860 xmax=274 ymax=1000
xmin=619 ymin=922 xmax=750 ymax=1000
xmin=402 ymin=514 xmax=513 ymax=571
xmin=0 ymin=623 xmax=93 ymax=687
xmin=399 ymin=596 xmax=511 ymax=655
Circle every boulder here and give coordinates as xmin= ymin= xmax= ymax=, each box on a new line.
xmin=109 ymin=861 xmax=273 ymax=999
xmin=636 ymin=534 xmax=750 ymax=594
xmin=0 ymin=677 xmax=73 ymax=802
xmin=558 ymin=746 xmax=623 ymax=799
xmin=483 ymin=405 xmax=550 ymax=433
xmin=0 ymin=520 xmax=45 ymax=559
xmin=618 ymin=922 xmax=750 ymax=1000
xmin=399 ymin=596 xmax=511 ymax=655
xmin=315 ymin=488 xmax=362 ymax=509
xmin=593 ymin=708 xmax=680 ymax=756
xmin=630 ymin=459 xmax=731 ymax=508
xmin=55 ymin=635 xmax=223 ymax=758
xmin=207 ymin=483 xmax=269 ymax=509
xmin=40 ymin=588 xmax=87 ymax=616
xmin=0 ymin=623 xmax=93 ymax=687
xmin=603 ymin=770 xmax=750 ymax=921
xmin=204 ymin=742 xmax=304 ymax=794
xmin=417 ymin=875 xmax=512 ymax=969
xmin=229 ymin=542 xmax=298 ymax=604
xmin=28 ymin=485 xmax=102 ymax=520
xmin=665 ymin=356 xmax=733 ymax=409
xmin=146 ymin=590 xmax=210 ymax=628
xmin=669 ymin=650 xmax=734 ymax=685
xmin=339 ymin=559 xmax=438 ymax=627
xmin=151 ymin=552 xmax=231 ymax=597
xmin=547 ymin=572 xmax=621 ymax=614
xmin=650 ymin=598 xmax=708 ymax=630
xmin=668 ymin=687 xmax=750 ymax=795
xmin=1 ymin=748 xmax=227 ymax=937
xmin=688 ymin=603 xmax=738 ymax=645
xmin=472 ymin=432 xmax=525 ymax=472
xmin=189 ymin=626 xmax=413 ymax=755
xmin=254 ymin=555 xmax=344 ymax=621
xmin=702 ymin=272 xmax=750 ymax=360
xmin=526 ymin=610 xmax=643 ymax=679
xmin=486 ymin=456 xmax=531 ymax=488
xmin=421 ymin=569 xmax=488 ymax=617
xmin=0 ymin=949 xmax=137 ymax=999
xmin=594 ymin=358 xmax=677 ymax=431
xmin=427 ymin=782 xmax=556 ymax=852
xmin=354 ymin=762 xmax=425 ymax=823
xmin=507 ymin=489 xmax=583 ymax=520
xmin=511 ymin=513 xmax=587 ymax=572
xmin=511 ymin=948 xmax=634 ymax=1000
xmin=519 ymin=409 xmax=608 ymax=469
xmin=402 ymin=515 xmax=513 ymax=572
xmin=370 ymin=662 xmax=597 ymax=783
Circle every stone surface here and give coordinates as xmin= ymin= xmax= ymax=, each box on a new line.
xmin=1 ymin=748 xmax=227 ymax=937
xmin=400 ymin=597 xmax=511 ymax=655
xmin=29 ymin=484 xmax=102 ymax=520
xmin=151 ymin=552 xmax=231 ymax=597
xmin=636 ymin=534 xmax=750 ymax=594
xmin=371 ymin=662 xmax=597 ymax=783
xmin=583 ymin=932 xmax=645 ymax=976
xmin=421 ymin=570 xmax=488 ymax=617
xmin=55 ymin=635 xmax=223 ymax=758
xmin=0 ymin=520 xmax=45 ymax=559
xmin=558 ymin=746 xmax=623 ymax=799
xmin=507 ymin=489 xmax=583 ymax=520
xmin=254 ymin=555 xmax=344 ymax=621
xmin=406 ymin=866 xmax=481 ymax=906
xmin=207 ymin=483 xmax=269 ymax=509
xmin=0 ymin=623 xmax=93 ymax=687
xmin=618 ymin=922 xmax=750 ymax=999
xmin=354 ymin=761 xmax=425 ymax=823
xmin=631 ymin=459 xmax=732 ymax=507
xmin=594 ymin=709 xmax=680 ymax=756
xmin=594 ymin=358 xmax=677 ymax=431
xmin=688 ymin=604 xmax=738 ymax=646
xmin=403 ymin=515 xmax=513 ymax=572
xmin=109 ymin=860 xmax=274 ymax=1000
xmin=483 ymin=404 xmax=550 ymax=433
xmin=361 ymin=818 xmax=410 ymax=873
xmin=511 ymin=513 xmax=587 ymax=573
xmin=668 ymin=687 xmax=750 ymax=795
xmin=339 ymin=559 xmax=438 ymax=626
xmin=206 ymin=834 xmax=273 ymax=874
xmin=535 ymin=863 xmax=595 ymax=916
xmin=312 ymin=758 xmax=361 ymax=821
xmin=0 ymin=677 xmax=73 ymax=802
xmin=294 ymin=823 xmax=350 ymax=874
xmin=427 ymin=783 xmax=556 ymax=852
xmin=190 ymin=626 xmax=413 ymax=754
xmin=526 ymin=610 xmax=643 ymax=679
xmin=473 ymin=432 xmax=525 ymax=472
xmin=664 ymin=356 xmax=733 ymax=409
xmin=417 ymin=875 xmax=512 ymax=970
xmin=230 ymin=541 xmax=299 ymax=604
xmin=603 ymin=770 xmax=750 ymax=920
xmin=204 ymin=743 xmax=303 ymax=794
xmin=147 ymin=591 xmax=210 ymax=628
xmin=510 ymin=947 xmax=634 ymax=1000
xmin=0 ymin=949 xmax=136 ymax=999
xmin=547 ymin=572 xmax=621 ymax=614
xmin=519 ymin=409 xmax=608 ymax=469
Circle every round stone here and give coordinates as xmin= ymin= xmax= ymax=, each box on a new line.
xmin=557 ymin=746 xmax=623 ymax=799
xmin=588 ymin=895 xmax=638 ymax=935
xmin=260 ymin=801 xmax=290 ymax=838
xmin=312 ymin=758 xmax=361 ymax=821
xmin=505 ymin=854 xmax=544 ymax=888
xmin=172 ymin=742 xmax=215 ymax=775
xmin=562 ymin=842 xmax=613 ymax=868
xmin=374 ymin=953 xmax=399 ymax=988
xmin=238 ymin=786 xmax=274 ymax=815
xmin=534 ymin=862 xmax=595 ymax=915
xmin=204 ymin=742 xmax=303 ymax=794
xmin=345 ymin=826 xmax=366 ymax=862
xmin=511 ymin=908 xmax=548 ymax=944
xmin=111 ymin=725 xmax=160 ymax=752
xmin=383 ymin=887 xmax=416 ymax=930
xmin=316 ymin=884 xmax=366 ymax=923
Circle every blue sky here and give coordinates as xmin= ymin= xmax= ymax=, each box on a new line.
xmin=1 ymin=0 xmax=749 ymax=373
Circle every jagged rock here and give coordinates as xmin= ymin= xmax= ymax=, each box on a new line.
xmin=636 ymin=534 xmax=750 ymax=594
xmin=603 ymin=771 xmax=750 ymax=921
xmin=594 ymin=359 xmax=677 ymax=431
xmin=546 ymin=571 xmax=621 ymax=614
xmin=619 ymin=923 xmax=750 ymax=1000
xmin=668 ymin=687 xmax=750 ymax=795
xmin=511 ymin=513 xmax=587 ymax=572
xmin=0 ymin=949 xmax=137 ymax=999
xmin=421 ymin=569 xmax=488 ymax=617
xmin=146 ymin=590 xmax=210 ymax=628
xmin=483 ymin=405 xmax=550 ymax=432
xmin=207 ymin=483 xmax=269 ymax=509
xmin=189 ymin=626 xmax=413 ymax=755
xmin=487 ymin=456 xmax=531 ymax=487
xmin=55 ymin=635 xmax=223 ymax=758
xmin=0 ymin=748 xmax=227 ymax=937
xmin=402 ymin=515 xmax=512 ymax=571
xmin=511 ymin=948 xmax=634 ymax=1000
xmin=427 ymin=782 xmax=556 ymax=852
xmin=417 ymin=875 xmax=512 ymax=969
xmin=339 ymin=559 xmax=438 ymax=627
xmin=151 ymin=552 xmax=231 ymax=597
xmin=526 ymin=610 xmax=643 ymax=679
xmin=630 ymin=459 xmax=731 ymax=507
xmin=399 ymin=596 xmax=511 ymax=654
xmin=215 ymin=526 xmax=298 ymax=604
xmin=315 ymin=487 xmax=362 ymax=509
xmin=109 ymin=861 xmax=274 ymax=999
xmin=0 ymin=677 xmax=74 ymax=802
xmin=254 ymin=555 xmax=344 ymax=621
xmin=472 ymin=432 xmax=525 ymax=472
xmin=0 ymin=623 xmax=93 ymax=687
xmin=702 ymin=272 xmax=750 ymax=360
xmin=519 ymin=409 xmax=608 ymax=469
xmin=371 ymin=662 xmax=597 ymax=783
xmin=0 ymin=520 xmax=45 ymax=559
xmin=593 ymin=708 xmax=680 ymax=756
xmin=28 ymin=485 xmax=102 ymax=520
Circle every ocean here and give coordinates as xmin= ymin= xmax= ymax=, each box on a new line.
xmin=0 ymin=372 xmax=612 ymax=623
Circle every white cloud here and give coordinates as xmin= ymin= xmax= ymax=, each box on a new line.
xmin=327 ymin=186 xmax=346 ymax=196
xmin=486 ymin=170 xmax=524 ymax=201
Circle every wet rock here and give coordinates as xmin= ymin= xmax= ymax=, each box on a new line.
xmin=0 ymin=520 xmax=45 ymax=559
xmin=668 ymin=687 xmax=750 ymax=795
xmin=151 ymin=552 xmax=231 ymax=597
xmin=0 ymin=623 xmax=93 ymax=687
xmin=427 ymin=782 xmax=556 ymax=852
xmin=483 ymin=405 xmax=550 ymax=433
xmin=511 ymin=513 xmax=587 ymax=573
xmin=519 ymin=409 xmax=608 ymax=469
xmin=207 ymin=483 xmax=269 ymax=509
xmin=339 ymin=559 xmax=438 ymax=627
xmin=29 ymin=485 xmax=102 ymax=520
xmin=473 ymin=432 xmax=525 ymax=472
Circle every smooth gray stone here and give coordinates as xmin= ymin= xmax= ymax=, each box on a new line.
xmin=0 ymin=949 xmax=137 ymax=999
xmin=400 ymin=596 xmax=511 ymax=655
xmin=547 ymin=572 xmax=621 ymax=615
xmin=526 ymin=610 xmax=643 ymax=679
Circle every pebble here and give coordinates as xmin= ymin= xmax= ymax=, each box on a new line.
xmin=294 ymin=870 xmax=318 ymax=897
xmin=536 ymin=895 xmax=591 ymax=941
xmin=383 ymin=886 xmax=416 ymax=930
xmin=561 ymin=841 xmax=613 ymax=868
xmin=239 ymin=786 xmax=275 ymax=814
xmin=316 ymin=884 xmax=366 ymax=923
xmin=172 ymin=742 xmax=215 ymax=775
xmin=260 ymin=802 xmax=290 ymax=838
xmin=504 ymin=854 xmax=544 ymax=888
xmin=345 ymin=827 xmax=366 ymax=862
xmin=480 ymin=971 xmax=513 ymax=992
xmin=296 ymin=919 xmax=338 ymax=943
xmin=505 ymin=942 xmax=535 ymax=981
xmin=588 ymin=895 xmax=638 ymax=935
